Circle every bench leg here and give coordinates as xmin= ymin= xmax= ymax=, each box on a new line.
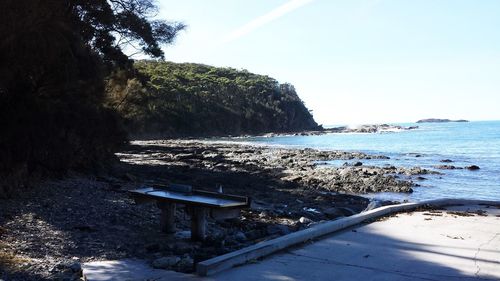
xmin=191 ymin=207 xmax=207 ymax=241
xmin=158 ymin=202 xmax=176 ymax=233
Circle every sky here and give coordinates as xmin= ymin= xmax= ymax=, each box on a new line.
xmin=153 ymin=0 xmax=500 ymax=125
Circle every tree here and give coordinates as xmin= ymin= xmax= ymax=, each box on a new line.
xmin=75 ymin=0 xmax=185 ymax=66
xmin=0 ymin=0 xmax=184 ymax=197
xmin=108 ymin=61 xmax=320 ymax=137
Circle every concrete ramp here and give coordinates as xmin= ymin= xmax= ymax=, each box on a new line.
xmin=210 ymin=203 xmax=500 ymax=281
xmin=83 ymin=201 xmax=500 ymax=281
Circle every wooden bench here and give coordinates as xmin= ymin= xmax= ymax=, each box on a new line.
xmin=129 ymin=184 xmax=250 ymax=241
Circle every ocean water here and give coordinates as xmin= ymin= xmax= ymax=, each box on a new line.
xmin=235 ymin=121 xmax=500 ymax=202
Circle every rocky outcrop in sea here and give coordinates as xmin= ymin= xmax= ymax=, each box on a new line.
xmin=262 ymin=124 xmax=419 ymax=137
xmin=416 ymin=118 xmax=469 ymax=123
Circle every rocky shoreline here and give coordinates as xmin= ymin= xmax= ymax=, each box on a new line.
xmin=260 ymin=123 xmax=419 ymax=137
xmin=1 ymin=140 xmax=439 ymax=280
xmin=120 ymin=139 xmax=441 ymax=194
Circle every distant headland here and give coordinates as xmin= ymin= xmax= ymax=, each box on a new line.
xmin=416 ymin=118 xmax=469 ymax=123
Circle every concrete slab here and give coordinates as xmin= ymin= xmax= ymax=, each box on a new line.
xmin=83 ymin=203 xmax=500 ymax=281
xmin=211 ymin=204 xmax=500 ymax=281
xmin=82 ymin=259 xmax=199 ymax=281
xmin=196 ymin=199 xmax=500 ymax=276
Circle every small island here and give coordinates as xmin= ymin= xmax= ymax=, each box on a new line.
xmin=416 ymin=118 xmax=469 ymax=123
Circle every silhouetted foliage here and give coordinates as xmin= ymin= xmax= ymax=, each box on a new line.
xmin=107 ymin=61 xmax=320 ymax=137
xmin=0 ymin=0 xmax=183 ymax=196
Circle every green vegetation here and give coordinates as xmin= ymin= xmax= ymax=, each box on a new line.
xmin=0 ymin=0 xmax=183 ymax=197
xmin=0 ymin=1 xmax=319 ymax=197
xmin=107 ymin=61 xmax=320 ymax=137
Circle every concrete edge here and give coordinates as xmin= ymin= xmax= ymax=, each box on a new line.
xmin=196 ymin=198 xmax=500 ymax=276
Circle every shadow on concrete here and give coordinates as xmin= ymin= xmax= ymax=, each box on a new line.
xmin=210 ymin=216 xmax=500 ymax=281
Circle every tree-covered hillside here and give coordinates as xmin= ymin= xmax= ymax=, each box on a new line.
xmin=0 ymin=0 xmax=183 ymax=197
xmin=107 ymin=61 xmax=321 ymax=137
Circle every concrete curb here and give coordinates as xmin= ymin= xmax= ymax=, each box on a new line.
xmin=196 ymin=198 xmax=500 ymax=276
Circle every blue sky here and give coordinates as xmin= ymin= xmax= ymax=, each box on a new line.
xmin=155 ymin=0 xmax=500 ymax=125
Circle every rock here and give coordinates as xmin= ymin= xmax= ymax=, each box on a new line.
xmin=209 ymin=228 xmax=225 ymax=240
xmin=152 ymin=256 xmax=180 ymax=269
xmin=245 ymin=229 xmax=263 ymax=240
xmin=174 ymin=153 xmax=193 ymax=160
xmin=323 ymin=207 xmax=345 ymax=219
xmin=353 ymin=161 xmax=363 ymax=167
xmin=434 ymin=165 xmax=459 ymax=170
xmin=258 ymin=211 xmax=269 ymax=218
xmin=177 ymin=256 xmax=194 ymax=272
xmin=266 ymin=224 xmax=291 ymax=235
xmin=52 ymin=268 xmax=83 ymax=281
xmin=321 ymin=124 xmax=417 ymax=134
xmin=401 ymin=167 xmax=440 ymax=175
xmin=466 ymin=165 xmax=480 ymax=171
xmin=234 ymin=231 xmax=247 ymax=242
xmin=299 ymin=217 xmax=312 ymax=224
xmin=440 ymin=159 xmax=453 ymax=163
xmin=69 ymin=262 xmax=82 ymax=273
xmin=174 ymin=230 xmax=191 ymax=240
xmin=211 ymin=154 xmax=224 ymax=162
xmin=214 ymin=163 xmax=228 ymax=170
xmin=339 ymin=168 xmax=353 ymax=177
xmin=286 ymin=175 xmax=303 ymax=182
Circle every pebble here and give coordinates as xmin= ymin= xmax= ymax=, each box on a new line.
xmin=299 ymin=217 xmax=312 ymax=224
xmin=177 ymin=256 xmax=194 ymax=271
xmin=234 ymin=231 xmax=247 ymax=242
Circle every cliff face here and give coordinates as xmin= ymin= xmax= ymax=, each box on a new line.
xmin=107 ymin=61 xmax=320 ymax=138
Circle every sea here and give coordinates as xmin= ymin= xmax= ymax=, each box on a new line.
xmin=231 ymin=121 xmax=500 ymax=202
